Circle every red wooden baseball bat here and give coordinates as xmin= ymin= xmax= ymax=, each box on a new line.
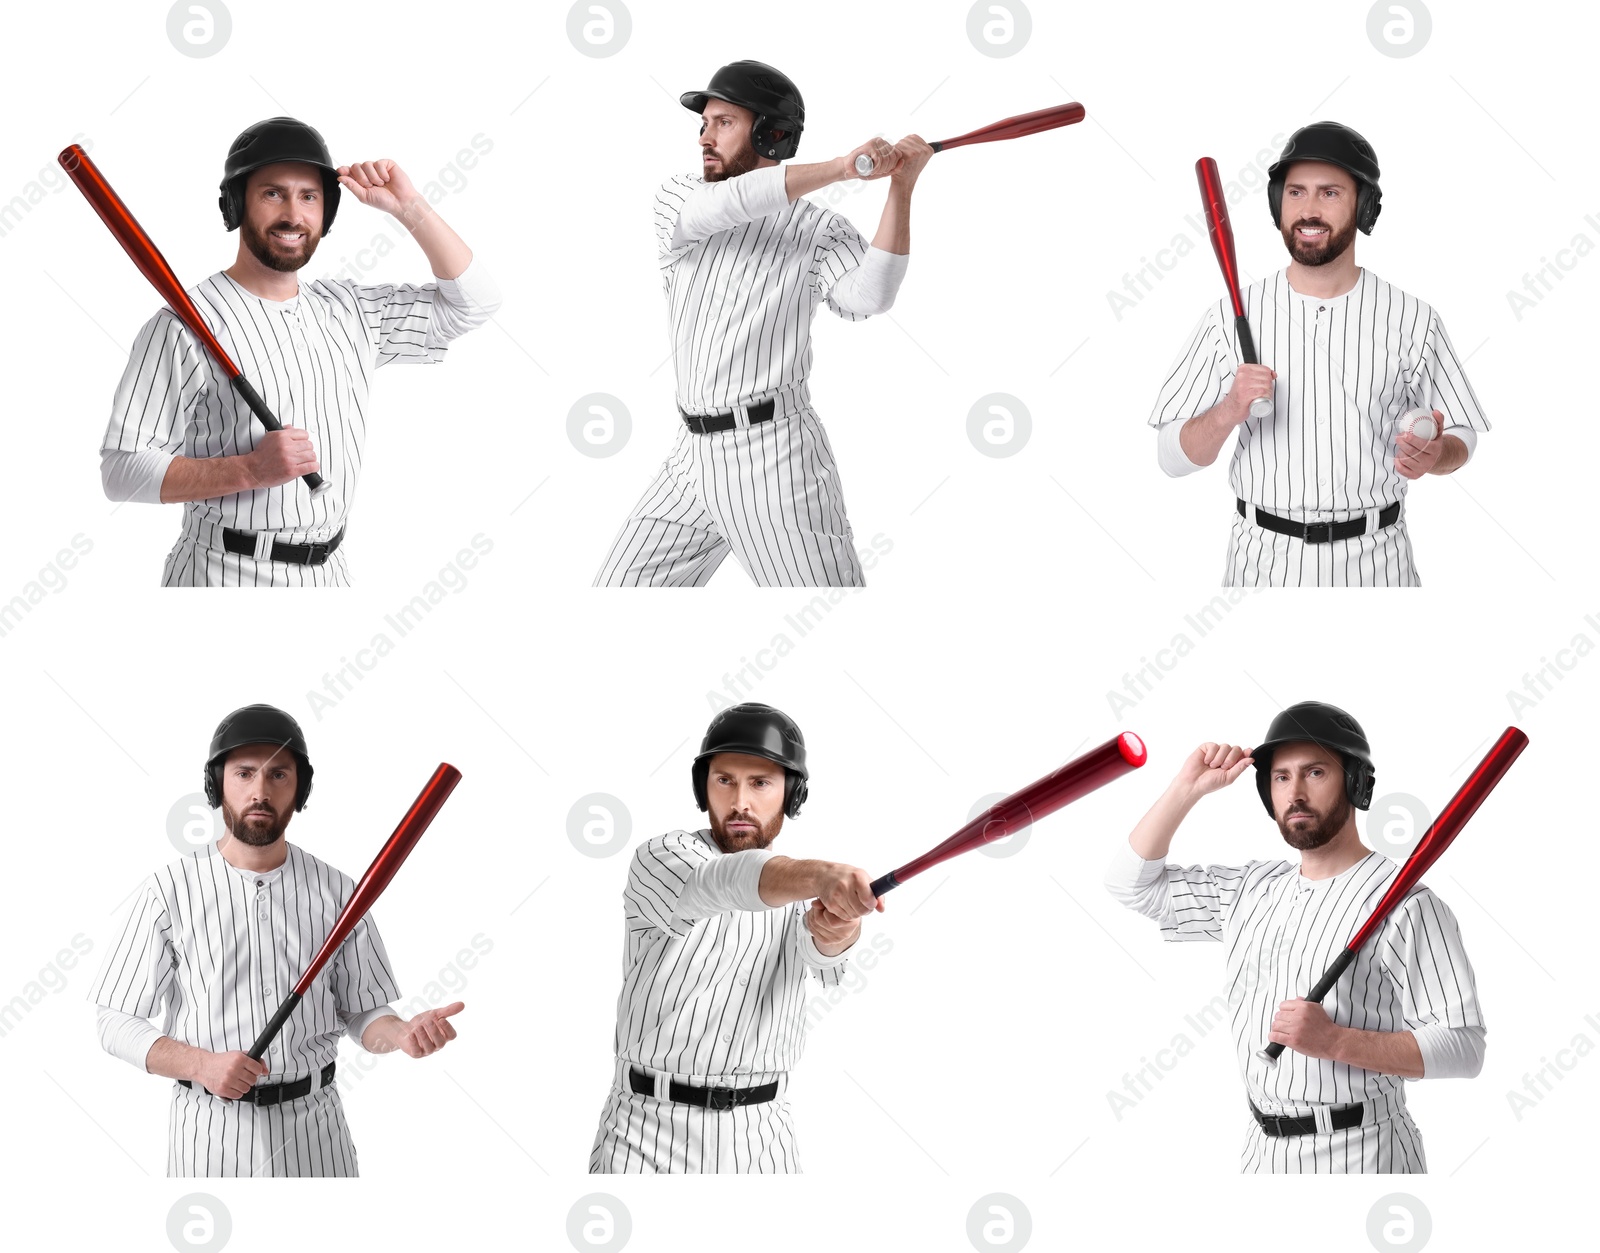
xmin=855 ymin=102 xmax=1086 ymax=175
xmin=245 ymin=763 xmax=463 ymax=1061
xmin=57 ymin=143 xmax=328 ymax=495
xmin=870 ymin=733 xmax=1147 ymax=897
xmin=1196 ymin=156 xmax=1272 ymax=421
xmin=1260 ymin=727 xmax=1529 ymax=1062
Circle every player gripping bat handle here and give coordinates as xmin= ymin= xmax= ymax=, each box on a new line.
xmin=1196 ymin=157 xmax=1272 ymax=421
xmin=869 ymin=732 xmax=1147 ymax=897
xmin=56 ymin=144 xmax=328 ymax=495
xmin=853 ymin=102 xmax=1086 ymax=176
xmin=244 ymin=763 xmax=463 ymax=1063
xmin=1259 ymin=727 xmax=1529 ymax=1063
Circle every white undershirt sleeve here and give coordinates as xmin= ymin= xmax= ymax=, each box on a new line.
xmin=825 ymin=247 xmax=909 ymax=317
xmin=676 ymin=848 xmax=780 ymax=920
xmin=344 ymin=1004 xmax=402 ymax=1050
xmin=1443 ymin=425 xmax=1478 ymax=463
xmin=100 ymin=446 xmax=174 ymax=504
xmin=671 ymin=166 xmax=790 ymax=248
xmin=1156 ymin=417 xmax=1205 ymax=478
xmin=1414 ymin=1022 xmax=1486 ymax=1079
xmin=96 ymin=1005 xmax=164 ymax=1071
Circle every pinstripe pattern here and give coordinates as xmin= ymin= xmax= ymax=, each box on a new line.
xmin=594 ymin=409 xmax=862 ymax=587
xmin=1116 ymin=849 xmax=1481 ymax=1173
xmin=104 ymin=271 xmax=473 ymax=587
xmin=596 ymin=173 xmax=873 ymax=587
xmin=1152 ymin=269 xmax=1490 ymax=586
xmin=590 ymin=830 xmax=848 ymax=1173
xmin=89 ymin=843 xmax=399 ymax=1176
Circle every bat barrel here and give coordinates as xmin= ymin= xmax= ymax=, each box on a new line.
xmin=874 ymin=733 xmax=1146 ymax=891
xmin=289 ymin=763 xmax=463 ymax=999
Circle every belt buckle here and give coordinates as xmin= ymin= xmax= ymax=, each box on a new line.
xmin=706 ymin=1085 xmax=736 ymax=1111
xmin=253 ymin=1082 xmax=284 ymax=1108
xmin=304 ymin=540 xmax=330 ymax=565
xmin=1303 ymin=521 xmax=1334 ymax=544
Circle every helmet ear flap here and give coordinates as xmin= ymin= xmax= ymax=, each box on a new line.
xmin=692 ymin=759 xmax=711 ymax=812
xmin=784 ymin=770 xmax=807 ymax=819
xmin=1345 ymin=758 xmax=1375 ymax=810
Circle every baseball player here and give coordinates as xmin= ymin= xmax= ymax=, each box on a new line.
xmin=1153 ymin=123 xmax=1491 ymax=586
xmin=589 ymin=702 xmax=881 ymax=1172
xmin=88 ymin=705 xmax=464 ymax=1176
xmin=1104 ymin=702 xmax=1486 ymax=1173
xmin=100 ymin=117 xmax=500 ymax=586
xmin=594 ymin=60 xmax=933 ymax=587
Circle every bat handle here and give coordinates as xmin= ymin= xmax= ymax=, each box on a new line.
xmin=856 ymin=137 xmax=946 ymax=176
xmin=231 ymin=375 xmax=330 ymax=496
xmin=1235 ymin=316 xmax=1274 ymax=421
xmin=869 ymin=871 xmax=900 ymax=899
xmin=1257 ymin=948 xmax=1355 ymax=1064
xmin=245 ymin=990 xmax=303 ymax=1065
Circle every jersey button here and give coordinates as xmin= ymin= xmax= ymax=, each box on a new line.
xmin=722 ymin=1032 xmax=732 ymax=1043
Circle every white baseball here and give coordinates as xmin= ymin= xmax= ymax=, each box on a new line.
xmin=1398 ymin=407 xmax=1438 ymax=441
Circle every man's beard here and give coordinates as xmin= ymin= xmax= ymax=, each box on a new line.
xmin=1281 ymin=215 xmax=1357 ymax=267
xmin=223 ymin=800 xmax=290 ymax=847
xmin=1276 ymin=793 xmax=1352 ymax=851
xmin=242 ymin=217 xmax=321 ymax=272
xmin=703 ymin=139 xmax=762 ymax=183
xmin=709 ymin=807 xmax=783 ymax=853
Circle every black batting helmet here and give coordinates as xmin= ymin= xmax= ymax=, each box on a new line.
xmin=692 ymin=702 xmax=809 ymax=818
xmin=1253 ymin=700 xmax=1375 ymax=817
xmin=1268 ymin=121 xmax=1383 ymax=235
xmin=219 ymin=117 xmax=341 ymax=235
xmin=680 ymin=60 xmax=805 ymax=161
xmin=204 ymin=704 xmax=314 ymax=812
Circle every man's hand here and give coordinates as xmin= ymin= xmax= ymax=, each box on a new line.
xmin=337 ymin=160 xmax=425 ymax=224
xmin=847 ymin=137 xmax=901 ymax=181
xmin=1268 ymin=999 xmax=1343 ymax=1060
xmin=380 ymin=1003 xmax=465 ymax=1058
xmin=888 ymin=135 xmax=935 ymax=189
xmin=1395 ymin=414 xmax=1446 ymax=479
xmin=245 ymin=427 xmax=320 ymax=489
xmin=1173 ymin=742 xmax=1253 ymax=802
xmin=1223 ymin=365 xmax=1276 ymax=427
xmin=805 ymin=901 xmax=862 ymax=955
xmin=812 ymin=863 xmax=881 ymax=919
xmin=194 ymin=1049 xmax=269 ymax=1099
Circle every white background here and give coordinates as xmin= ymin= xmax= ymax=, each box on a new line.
xmin=0 ymin=0 xmax=1593 ymax=1251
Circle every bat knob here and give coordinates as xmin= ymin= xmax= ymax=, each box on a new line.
xmin=1248 ymin=397 xmax=1274 ymax=420
xmin=1255 ymin=1048 xmax=1280 ymax=1065
xmin=854 ymin=154 xmax=875 ymax=177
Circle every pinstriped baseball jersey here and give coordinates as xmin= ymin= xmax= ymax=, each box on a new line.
xmin=104 ymin=267 xmax=494 ymax=586
xmin=654 ymin=171 xmax=869 ymax=414
xmin=89 ymin=843 xmax=400 ymax=1177
xmin=1106 ymin=845 xmax=1484 ymax=1174
xmin=597 ymin=167 xmax=890 ymax=587
xmin=1152 ymin=269 xmax=1490 ymax=587
xmin=590 ymin=830 xmax=851 ymax=1173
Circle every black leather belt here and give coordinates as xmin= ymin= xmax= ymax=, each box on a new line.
xmin=679 ymin=398 xmax=776 ymax=434
xmin=221 ymin=526 xmax=345 ymax=567
xmin=629 ymin=1066 xmax=778 ymax=1110
xmin=1250 ymin=1098 xmax=1364 ymax=1137
xmin=1237 ymin=499 xmax=1400 ymax=544
xmin=181 ymin=1061 xmax=335 ymax=1105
